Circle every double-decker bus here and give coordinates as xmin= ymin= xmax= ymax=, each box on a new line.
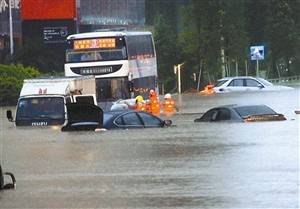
xmin=64 ymin=30 xmax=158 ymax=110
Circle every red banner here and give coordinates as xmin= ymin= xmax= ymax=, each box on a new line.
xmin=21 ymin=0 xmax=76 ymax=20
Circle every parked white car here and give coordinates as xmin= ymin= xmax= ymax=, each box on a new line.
xmin=213 ymin=76 xmax=293 ymax=93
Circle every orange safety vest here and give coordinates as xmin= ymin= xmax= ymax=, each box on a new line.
xmin=162 ymin=99 xmax=175 ymax=115
xmin=147 ymin=96 xmax=160 ymax=116
xmin=200 ymin=84 xmax=215 ymax=95
xmin=135 ymin=102 xmax=147 ymax=111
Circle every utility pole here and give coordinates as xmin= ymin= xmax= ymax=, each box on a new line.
xmin=256 ymin=60 xmax=259 ymax=77
xmin=174 ymin=63 xmax=185 ymax=94
xmin=9 ymin=0 xmax=13 ymax=57
xmin=221 ymin=36 xmax=226 ymax=77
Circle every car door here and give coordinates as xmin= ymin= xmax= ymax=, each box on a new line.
xmin=244 ymin=78 xmax=264 ymax=91
xmin=138 ymin=112 xmax=163 ymax=128
xmin=226 ymin=79 xmax=245 ymax=92
xmin=115 ymin=112 xmax=144 ymax=129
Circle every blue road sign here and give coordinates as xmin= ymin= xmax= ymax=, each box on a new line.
xmin=250 ymin=46 xmax=264 ymax=60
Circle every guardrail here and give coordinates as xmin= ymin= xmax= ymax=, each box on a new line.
xmin=268 ymin=75 xmax=300 ymax=84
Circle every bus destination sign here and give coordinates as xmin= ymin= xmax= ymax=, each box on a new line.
xmin=74 ymin=38 xmax=116 ymax=49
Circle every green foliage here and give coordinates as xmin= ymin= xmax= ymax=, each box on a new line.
xmin=154 ymin=15 xmax=181 ymax=92
xmin=0 ymin=64 xmax=40 ymax=105
xmin=174 ymin=0 xmax=300 ymax=90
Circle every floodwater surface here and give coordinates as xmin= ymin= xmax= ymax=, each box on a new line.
xmin=0 ymin=87 xmax=299 ymax=209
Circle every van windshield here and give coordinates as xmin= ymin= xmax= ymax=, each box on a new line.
xmin=16 ymin=97 xmax=65 ymax=126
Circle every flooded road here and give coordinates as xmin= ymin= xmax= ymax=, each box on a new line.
xmin=0 ymin=87 xmax=299 ymax=208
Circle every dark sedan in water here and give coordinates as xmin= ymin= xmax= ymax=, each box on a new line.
xmin=194 ymin=104 xmax=286 ymax=122
xmin=103 ymin=110 xmax=172 ymax=129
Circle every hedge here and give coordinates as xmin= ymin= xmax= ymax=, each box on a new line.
xmin=0 ymin=64 xmax=40 ymax=106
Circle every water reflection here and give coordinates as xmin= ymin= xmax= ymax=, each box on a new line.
xmin=0 ymin=87 xmax=299 ymax=208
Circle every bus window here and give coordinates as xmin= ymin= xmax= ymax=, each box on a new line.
xmin=126 ymin=35 xmax=154 ymax=60
xmin=96 ymin=78 xmax=130 ymax=102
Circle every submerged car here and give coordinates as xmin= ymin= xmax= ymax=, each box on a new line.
xmin=194 ymin=104 xmax=286 ymax=122
xmin=103 ymin=110 xmax=172 ymax=129
xmin=213 ymin=76 xmax=293 ymax=93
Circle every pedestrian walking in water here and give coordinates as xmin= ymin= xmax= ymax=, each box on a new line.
xmin=161 ymin=93 xmax=177 ymax=116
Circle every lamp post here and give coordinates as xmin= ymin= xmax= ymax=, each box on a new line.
xmin=8 ymin=0 xmax=14 ymax=56
xmin=174 ymin=62 xmax=185 ymax=94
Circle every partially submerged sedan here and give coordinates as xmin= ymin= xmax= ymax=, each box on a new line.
xmin=194 ymin=104 xmax=286 ymax=122
xmin=61 ymin=103 xmax=172 ymax=131
xmin=213 ymin=76 xmax=293 ymax=93
xmin=103 ymin=110 xmax=172 ymax=129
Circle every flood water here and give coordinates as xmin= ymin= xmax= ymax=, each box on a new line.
xmin=0 ymin=87 xmax=299 ymax=209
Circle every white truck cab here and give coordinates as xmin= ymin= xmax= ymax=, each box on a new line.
xmin=7 ymin=76 xmax=97 ymax=127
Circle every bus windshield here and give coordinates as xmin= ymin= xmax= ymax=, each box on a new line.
xmin=16 ymin=97 xmax=65 ymax=126
xmin=66 ymin=37 xmax=127 ymax=63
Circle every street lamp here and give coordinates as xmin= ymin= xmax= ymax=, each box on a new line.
xmin=174 ymin=62 xmax=185 ymax=94
xmin=8 ymin=0 xmax=14 ymax=56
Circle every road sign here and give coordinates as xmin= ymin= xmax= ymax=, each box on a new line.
xmin=43 ymin=26 xmax=69 ymax=43
xmin=250 ymin=46 xmax=264 ymax=60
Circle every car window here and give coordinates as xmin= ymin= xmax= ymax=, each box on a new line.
xmin=228 ymin=79 xmax=244 ymax=86
xmin=200 ymin=109 xmax=218 ymax=121
xmin=234 ymin=105 xmax=277 ymax=118
xmin=121 ymin=112 xmax=143 ymax=126
xmin=245 ymin=79 xmax=261 ymax=87
xmin=114 ymin=116 xmax=124 ymax=126
xmin=138 ymin=112 xmax=162 ymax=126
xmin=215 ymin=108 xmax=231 ymax=121
xmin=215 ymin=80 xmax=228 ymax=87
xmin=257 ymin=78 xmax=273 ymax=86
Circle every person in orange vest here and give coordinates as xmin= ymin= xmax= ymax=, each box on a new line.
xmin=126 ymin=95 xmax=147 ymax=111
xmin=161 ymin=93 xmax=177 ymax=116
xmin=147 ymin=89 xmax=160 ymax=116
xmin=200 ymin=84 xmax=215 ymax=95
xmin=134 ymin=95 xmax=147 ymax=111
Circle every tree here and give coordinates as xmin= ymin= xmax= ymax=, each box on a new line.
xmin=265 ymin=0 xmax=300 ymax=76
xmin=154 ymin=15 xmax=180 ymax=92
xmin=0 ymin=64 xmax=40 ymax=105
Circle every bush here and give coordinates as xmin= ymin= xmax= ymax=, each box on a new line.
xmin=0 ymin=64 xmax=40 ymax=106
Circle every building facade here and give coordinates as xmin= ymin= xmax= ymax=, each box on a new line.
xmin=78 ymin=0 xmax=145 ymax=32
xmin=0 ymin=0 xmax=145 ymax=39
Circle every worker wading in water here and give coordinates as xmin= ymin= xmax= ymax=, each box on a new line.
xmin=134 ymin=95 xmax=147 ymax=111
xmin=126 ymin=95 xmax=147 ymax=111
xmin=161 ymin=93 xmax=177 ymax=116
xmin=147 ymin=89 xmax=160 ymax=116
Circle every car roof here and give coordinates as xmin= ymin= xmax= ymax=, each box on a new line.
xmin=104 ymin=109 xmax=138 ymax=116
xmin=210 ymin=104 xmax=270 ymax=109
xmin=217 ymin=76 xmax=259 ymax=81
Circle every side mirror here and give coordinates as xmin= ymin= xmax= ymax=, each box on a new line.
xmin=6 ymin=110 xmax=14 ymax=122
xmin=163 ymin=120 xmax=172 ymax=127
xmin=0 ymin=165 xmax=16 ymax=190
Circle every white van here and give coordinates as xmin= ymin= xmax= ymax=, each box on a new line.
xmin=7 ymin=76 xmax=97 ymax=127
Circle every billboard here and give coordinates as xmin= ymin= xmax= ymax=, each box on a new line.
xmin=21 ymin=0 xmax=76 ymax=20
xmin=250 ymin=46 xmax=265 ymax=61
